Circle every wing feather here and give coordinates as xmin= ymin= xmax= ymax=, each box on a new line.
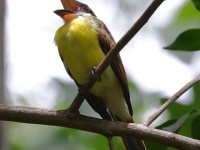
xmin=92 ymin=17 xmax=133 ymax=116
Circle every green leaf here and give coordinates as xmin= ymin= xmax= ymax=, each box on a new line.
xmin=145 ymin=141 xmax=168 ymax=150
xmin=191 ymin=115 xmax=200 ymax=139
xmin=161 ymin=109 xmax=198 ymax=133
xmin=192 ymin=0 xmax=200 ymax=11
xmin=160 ymin=98 xmax=191 ymax=119
xmin=146 ymin=109 xmax=200 ymax=149
xmin=164 ymin=29 xmax=200 ymax=51
xmin=193 ymin=83 xmax=200 ymax=108
xmin=177 ymin=1 xmax=200 ymax=21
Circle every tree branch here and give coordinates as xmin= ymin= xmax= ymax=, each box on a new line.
xmin=144 ymin=74 xmax=200 ymax=126
xmin=0 ymin=104 xmax=200 ymax=150
xmin=107 ymin=136 xmax=115 ymax=150
xmin=68 ymin=0 xmax=165 ymax=113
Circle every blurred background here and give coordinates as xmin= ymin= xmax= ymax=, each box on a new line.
xmin=1 ymin=0 xmax=200 ymax=149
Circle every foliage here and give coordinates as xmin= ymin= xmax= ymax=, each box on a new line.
xmin=192 ymin=0 xmax=200 ymax=11
xmin=164 ymin=29 xmax=200 ymax=51
xmin=145 ymin=1 xmax=200 ymax=149
xmin=164 ymin=0 xmax=200 ymax=51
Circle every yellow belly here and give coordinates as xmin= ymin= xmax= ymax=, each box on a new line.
xmin=55 ymin=17 xmax=107 ymax=84
xmin=54 ymin=16 xmax=131 ymax=121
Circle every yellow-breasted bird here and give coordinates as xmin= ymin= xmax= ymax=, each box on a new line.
xmin=54 ymin=6 xmax=146 ymax=150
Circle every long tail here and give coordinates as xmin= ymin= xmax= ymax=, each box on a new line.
xmin=112 ymin=115 xmax=146 ymax=150
xmin=122 ymin=136 xmax=146 ymax=150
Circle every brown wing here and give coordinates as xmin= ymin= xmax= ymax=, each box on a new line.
xmin=92 ymin=16 xmax=133 ymax=116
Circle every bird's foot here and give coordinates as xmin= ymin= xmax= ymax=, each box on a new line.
xmin=78 ymin=87 xmax=84 ymax=96
xmin=91 ymin=66 xmax=101 ymax=82
xmin=58 ymin=109 xmax=79 ymax=119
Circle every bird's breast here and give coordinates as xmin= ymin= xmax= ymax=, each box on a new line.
xmin=55 ymin=17 xmax=106 ymax=84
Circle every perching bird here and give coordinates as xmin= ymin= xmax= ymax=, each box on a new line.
xmin=54 ymin=5 xmax=146 ymax=150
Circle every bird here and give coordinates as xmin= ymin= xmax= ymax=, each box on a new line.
xmin=54 ymin=4 xmax=146 ymax=150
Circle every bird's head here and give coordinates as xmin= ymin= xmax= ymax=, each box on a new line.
xmin=61 ymin=0 xmax=96 ymax=16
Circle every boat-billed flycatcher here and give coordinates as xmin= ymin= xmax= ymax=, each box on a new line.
xmin=54 ymin=5 xmax=146 ymax=150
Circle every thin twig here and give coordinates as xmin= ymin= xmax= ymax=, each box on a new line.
xmin=68 ymin=0 xmax=165 ymax=113
xmin=66 ymin=92 xmax=83 ymax=116
xmin=107 ymin=136 xmax=115 ymax=150
xmin=0 ymin=104 xmax=200 ymax=150
xmin=144 ymin=74 xmax=200 ymax=126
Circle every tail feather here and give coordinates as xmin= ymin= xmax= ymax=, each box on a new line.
xmin=122 ymin=136 xmax=146 ymax=150
xmin=111 ymin=114 xmax=146 ymax=150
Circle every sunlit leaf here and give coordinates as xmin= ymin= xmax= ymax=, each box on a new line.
xmin=177 ymin=1 xmax=200 ymax=21
xmin=164 ymin=29 xmax=200 ymax=51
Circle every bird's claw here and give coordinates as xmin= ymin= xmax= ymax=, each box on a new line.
xmin=78 ymin=87 xmax=84 ymax=96
xmin=91 ymin=67 xmax=101 ymax=82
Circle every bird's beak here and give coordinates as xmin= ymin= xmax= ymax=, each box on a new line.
xmin=54 ymin=9 xmax=74 ymax=18
xmin=61 ymin=0 xmax=78 ymax=11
